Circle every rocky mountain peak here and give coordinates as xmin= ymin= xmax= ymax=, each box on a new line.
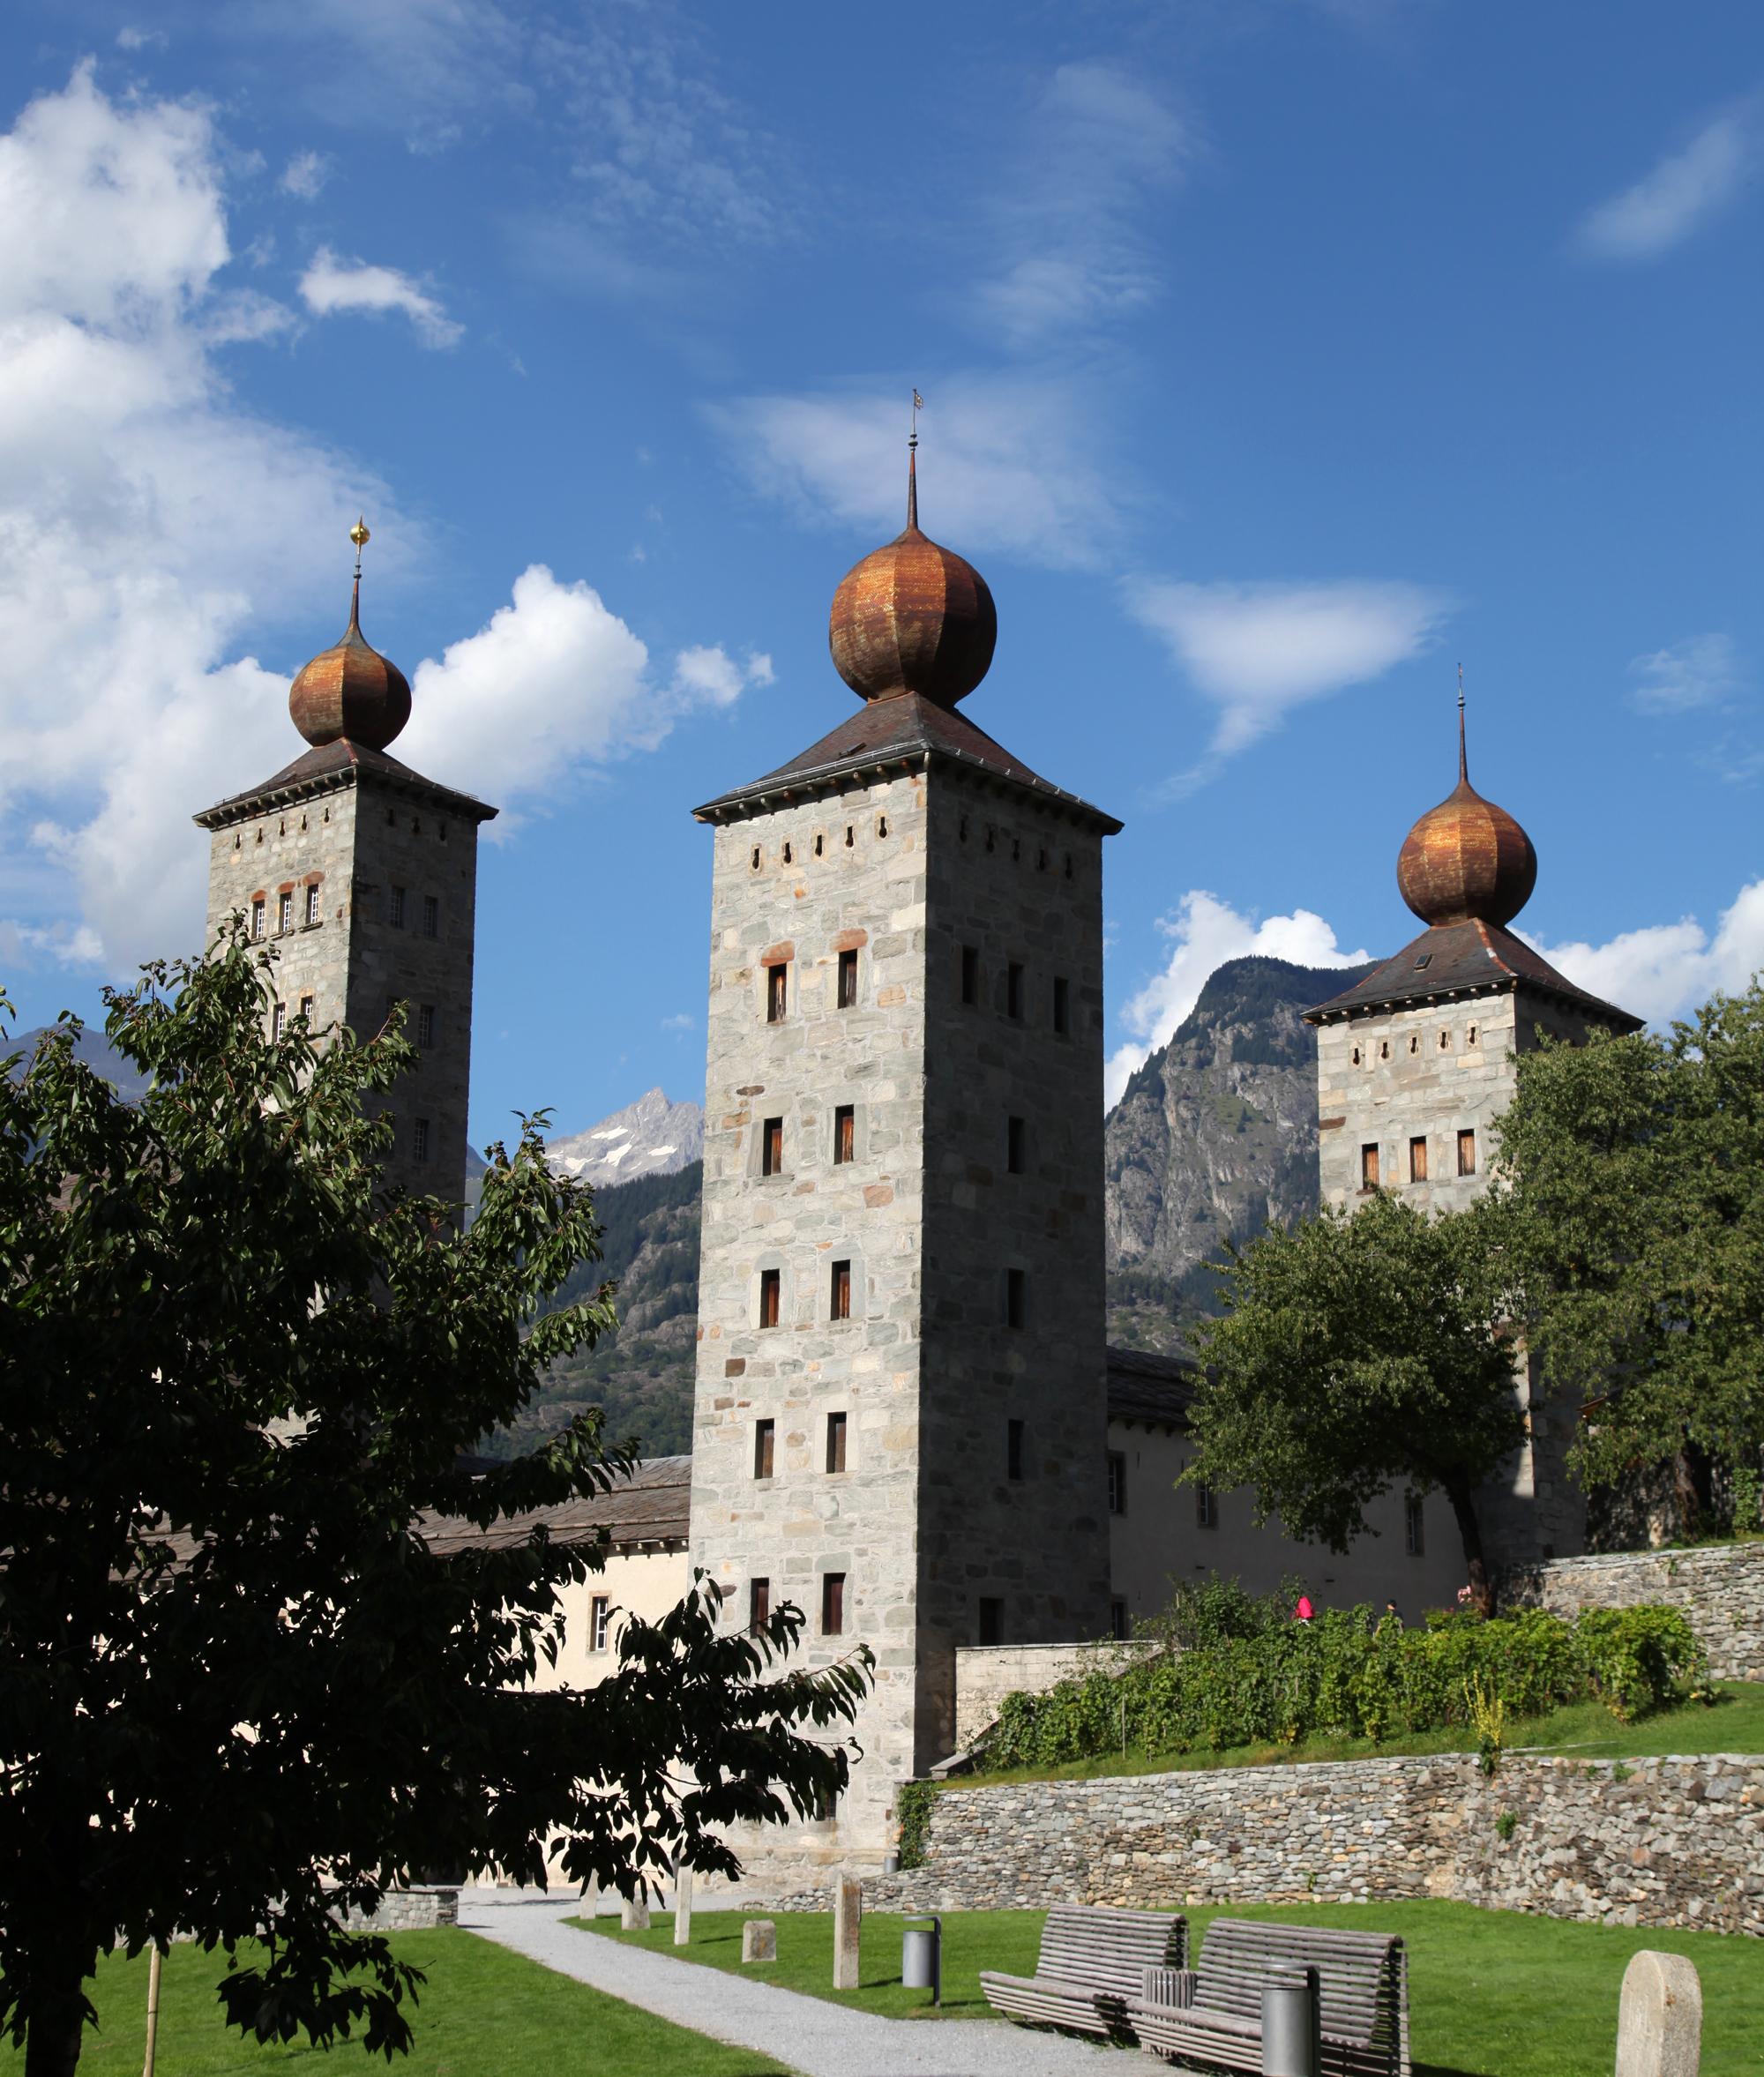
xmin=547 ymin=1087 xmax=704 ymax=1188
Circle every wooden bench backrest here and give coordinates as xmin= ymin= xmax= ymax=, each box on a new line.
xmin=1035 ymin=1904 xmax=1185 ymax=1996
xmin=1194 ymin=1919 xmax=1404 ymax=2048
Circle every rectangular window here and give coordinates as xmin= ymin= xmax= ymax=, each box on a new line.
xmin=1409 ymin=1136 xmax=1428 ymax=1184
xmin=1110 ymin=1598 xmax=1130 ymax=1641
xmin=766 ymin=964 xmax=788 ymax=1023
xmin=1457 ymin=1129 xmax=1477 ymax=1177
xmin=830 ymin=1259 xmax=852 ymax=1321
xmin=1005 ymin=1266 xmax=1026 ymax=1329
xmin=759 ymin=1268 xmax=781 ymax=1328
xmin=749 ymin=1577 xmax=770 ymax=1633
xmin=590 ymin=1595 xmax=610 ymax=1653
xmin=1107 ymin=1450 xmax=1126 ymax=1516
xmin=833 ymin=1103 xmax=855 ymax=1164
xmin=1405 ymin=1494 xmax=1425 ymax=1557
xmin=1196 ymin=1481 xmax=1219 ymax=1530
xmin=251 ymin=899 xmax=265 ymax=941
xmin=422 ymin=894 xmax=439 ymax=939
xmin=1361 ymin=1143 xmax=1381 ymax=1191
xmin=413 ymin=1117 xmax=431 ymax=1164
xmin=1053 ymin=975 xmax=1071 ymax=1035
xmin=753 ymin=1418 xmax=775 ymax=1480
xmin=418 ymin=1004 xmax=436 ymax=1049
xmin=761 ymin=1116 xmax=783 ymax=1177
xmin=297 ymin=995 xmax=314 ymax=1025
xmin=960 ymin=945 xmax=978 ymax=1005
xmin=826 ymin=1411 xmax=847 ymax=1474
xmin=821 ymin=1573 xmax=846 ymax=1638
xmin=1006 ymin=961 xmax=1024 ymax=1019
xmin=271 ymin=1001 xmax=287 ymax=1041
xmin=389 ymin=885 xmax=406 ymax=929
xmin=978 ymin=1596 xmax=1005 ymax=1647
xmin=277 ymin=892 xmax=293 ymax=935
xmin=305 ymin=884 xmax=321 ymax=925
xmin=1006 ymin=1115 xmax=1026 ymax=1175
xmin=837 ymin=948 xmax=858 ymax=1008
xmin=1007 ymin=1417 xmax=1025 ymax=1482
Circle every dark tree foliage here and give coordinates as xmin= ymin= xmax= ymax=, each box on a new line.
xmin=1185 ymin=1192 xmax=1526 ymax=1613
xmin=1495 ymin=981 xmax=1764 ymax=1529
xmin=0 ymin=938 xmax=869 ymax=2077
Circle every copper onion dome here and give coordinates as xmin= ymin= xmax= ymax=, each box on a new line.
xmin=828 ymin=446 xmax=997 ymax=706
xmin=288 ymin=519 xmax=412 ymax=751
xmin=1396 ymin=692 xmax=1537 ymax=928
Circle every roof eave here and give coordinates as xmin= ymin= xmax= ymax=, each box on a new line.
xmin=693 ymin=743 xmax=1122 ymax=834
xmin=193 ymin=751 xmax=497 ymax=830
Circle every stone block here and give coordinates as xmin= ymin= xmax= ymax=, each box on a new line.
xmin=741 ymin=1918 xmax=777 ymax=1963
xmin=832 ymin=1872 xmax=862 ymax=1989
xmin=673 ymin=1864 xmax=692 ymax=1945
xmin=620 ymin=1896 xmax=650 ymax=1931
xmin=1616 ymin=1951 xmax=1701 ymax=2077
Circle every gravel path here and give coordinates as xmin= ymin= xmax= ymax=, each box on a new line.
xmin=459 ymin=1891 xmax=1150 ymax=2077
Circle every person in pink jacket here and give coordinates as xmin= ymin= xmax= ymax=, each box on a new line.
xmin=1294 ymin=1594 xmax=1314 ymax=1622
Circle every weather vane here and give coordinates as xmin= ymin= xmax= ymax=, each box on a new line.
xmin=910 ymin=388 xmax=923 ymax=449
xmin=350 ymin=514 xmax=370 ymax=579
xmin=1457 ymin=660 xmax=1465 ymax=712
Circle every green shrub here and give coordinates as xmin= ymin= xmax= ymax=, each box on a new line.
xmin=894 ymin=1781 xmax=938 ymax=1871
xmin=982 ymin=1592 xmax=1702 ymax=1768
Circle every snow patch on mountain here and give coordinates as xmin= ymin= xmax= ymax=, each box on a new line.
xmin=547 ymin=1087 xmax=704 ymax=1187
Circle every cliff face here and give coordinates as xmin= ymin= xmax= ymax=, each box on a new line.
xmin=1103 ymin=955 xmax=1372 ymax=1346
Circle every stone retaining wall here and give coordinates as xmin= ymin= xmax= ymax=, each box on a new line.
xmin=848 ymin=1752 xmax=1761 ymax=1939
xmin=338 ymin=1886 xmax=460 ymax=1931
xmin=1501 ymin=1542 xmax=1764 ymax=1680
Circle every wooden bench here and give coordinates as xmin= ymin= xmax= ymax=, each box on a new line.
xmin=1131 ymin=1917 xmax=1409 ymax=2077
xmin=980 ymin=1902 xmax=1188 ymax=2038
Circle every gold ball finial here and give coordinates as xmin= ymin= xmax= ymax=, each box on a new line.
xmin=349 ymin=515 xmax=370 ymax=550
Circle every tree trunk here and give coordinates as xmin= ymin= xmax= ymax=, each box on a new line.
xmin=23 ymin=1991 xmax=85 ymax=2077
xmin=1672 ymin=1441 xmax=1715 ymax=1538
xmin=1442 ymin=1476 xmax=1494 ymax=1618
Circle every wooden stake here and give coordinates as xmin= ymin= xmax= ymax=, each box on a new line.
xmin=142 ymin=1945 xmax=163 ymax=2077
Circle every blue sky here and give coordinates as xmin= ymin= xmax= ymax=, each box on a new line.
xmin=2 ymin=2 xmax=1761 ymax=1139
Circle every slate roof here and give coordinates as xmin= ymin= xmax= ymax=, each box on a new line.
xmin=194 ymin=736 xmax=497 ymax=829
xmin=692 ymin=691 xmax=1121 ymax=833
xmin=421 ymin=1453 xmax=691 ymax=1558
xmin=1106 ymin=1344 xmax=1198 ymax=1431
xmin=1303 ymin=916 xmax=1642 ymax=1032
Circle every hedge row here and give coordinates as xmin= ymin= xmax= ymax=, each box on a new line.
xmin=984 ymin=1603 xmax=1706 ymax=1770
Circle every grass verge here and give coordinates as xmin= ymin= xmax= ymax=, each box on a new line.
xmin=950 ymin=1680 xmax=1764 ymax=1789
xmin=3 ymin=1927 xmax=793 ymax=2077
xmin=581 ymin=1901 xmax=1763 ymax=2077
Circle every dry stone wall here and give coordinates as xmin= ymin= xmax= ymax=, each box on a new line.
xmin=1502 ymin=1543 xmax=1764 ymax=1681
xmin=848 ymin=1752 xmax=1763 ymax=1939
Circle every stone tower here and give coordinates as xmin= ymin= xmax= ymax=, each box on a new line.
xmin=687 ymin=452 xmax=1119 ymax=1866
xmin=192 ymin=527 xmax=496 ymax=1209
xmin=1304 ymin=696 xmax=1641 ymax=1564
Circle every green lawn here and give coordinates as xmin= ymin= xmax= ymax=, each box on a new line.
xmin=4 ymin=1928 xmax=792 ymax=2077
xmin=585 ymin=1901 xmax=1762 ymax=2077
xmin=951 ymin=1680 xmax=1764 ymax=1789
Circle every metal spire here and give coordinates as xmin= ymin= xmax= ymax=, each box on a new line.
xmin=348 ymin=515 xmax=370 ymax=631
xmin=908 ymin=390 xmax=923 ymax=529
xmin=1457 ymin=661 xmax=1469 ymax=785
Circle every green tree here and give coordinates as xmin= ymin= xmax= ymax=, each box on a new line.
xmin=1495 ymin=980 xmax=1764 ymax=1531
xmin=1185 ymin=1192 xmax=1526 ymax=1614
xmin=0 ymin=937 xmax=869 ymax=2077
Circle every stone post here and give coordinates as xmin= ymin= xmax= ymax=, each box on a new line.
xmin=620 ymin=1894 xmax=651 ymax=1932
xmin=741 ymin=1919 xmax=777 ymax=1963
xmin=832 ymin=1871 xmax=862 ymax=1991
xmin=1615 ymin=1951 xmax=1701 ymax=2077
xmin=674 ymin=1864 xmax=693 ymax=1946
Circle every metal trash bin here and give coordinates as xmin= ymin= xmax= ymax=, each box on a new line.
xmin=1260 ymin=1965 xmax=1320 ymax=2077
xmin=901 ymin=1914 xmax=942 ymax=2006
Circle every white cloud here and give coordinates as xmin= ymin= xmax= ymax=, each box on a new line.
xmin=975 ymin=62 xmax=1191 ymax=347
xmin=1578 ymin=112 xmax=1755 ymax=261
xmin=0 ymin=917 xmax=105 ymax=970
xmin=402 ymin=566 xmax=770 ymax=825
xmin=279 ymin=150 xmax=331 ymax=199
xmin=1126 ymin=576 xmax=1453 ymax=789
xmin=707 ymin=377 xmax=1128 ymax=571
xmin=298 ymin=246 xmax=461 ymax=347
xmin=1628 ymin=631 xmax=1741 ymax=714
xmin=116 ymin=26 xmax=168 ymax=52
xmin=660 ymin=1012 xmax=695 ymax=1032
xmin=1521 ymin=878 xmax=1764 ymax=1027
xmin=1105 ymin=891 xmax=1370 ymax=1105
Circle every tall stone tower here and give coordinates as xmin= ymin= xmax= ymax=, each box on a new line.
xmin=193 ymin=526 xmax=496 ymax=1209
xmin=688 ymin=452 xmax=1119 ymax=1866
xmin=1304 ymin=695 xmax=1641 ymax=1563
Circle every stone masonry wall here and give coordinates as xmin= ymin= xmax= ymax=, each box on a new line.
xmin=203 ymin=772 xmax=481 ymax=1208
xmin=848 ymin=1752 xmax=1762 ymax=1938
xmin=1503 ymin=1543 xmax=1764 ymax=1681
xmin=954 ymin=1641 xmax=1152 ymax=1752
